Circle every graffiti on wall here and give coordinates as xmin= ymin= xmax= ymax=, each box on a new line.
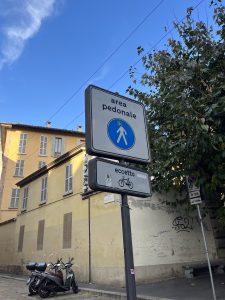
xmin=172 ymin=216 xmax=193 ymax=233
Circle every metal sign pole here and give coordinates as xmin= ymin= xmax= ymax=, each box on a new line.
xmin=121 ymin=193 xmax=137 ymax=300
xmin=197 ymin=204 xmax=217 ymax=300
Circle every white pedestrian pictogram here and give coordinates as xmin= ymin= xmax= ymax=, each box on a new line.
xmin=106 ymin=174 xmax=112 ymax=187
xmin=117 ymin=121 xmax=127 ymax=145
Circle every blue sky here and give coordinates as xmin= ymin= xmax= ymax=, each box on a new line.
xmin=0 ymin=0 xmax=215 ymax=131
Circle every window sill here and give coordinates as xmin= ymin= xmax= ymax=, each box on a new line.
xmin=52 ymin=154 xmax=63 ymax=158
xmin=18 ymin=153 xmax=26 ymax=155
xmin=8 ymin=207 xmax=18 ymax=210
xmin=13 ymin=175 xmax=24 ymax=178
xmin=39 ymin=201 xmax=47 ymax=206
xmin=39 ymin=154 xmax=48 ymax=157
xmin=63 ymin=191 xmax=73 ymax=197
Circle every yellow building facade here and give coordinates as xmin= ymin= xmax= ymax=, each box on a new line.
xmin=0 ymin=122 xmax=85 ymax=223
xmin=0 ymin=145 xmax=124 ymax=285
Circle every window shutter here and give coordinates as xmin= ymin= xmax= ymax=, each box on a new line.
xmin=63 ymin=213 xmax=72 ymax=249
xmin=20 ymin=160 xmax=24 ymax=176
xmin=61 ymin=138 xmax=65 ymax=155
xmin=69 ymin=164 xmax=72 ymax=191
xmin=65 ymin=165 xmax=69 ymax=192
xmin=51 ymin=137 xmax=56 ymax=157
xmin=15 ymin=189 xmax=20 ymax=208
xmin=37 ymin=220 xmax=45 ymax=250
xmin=10 ymin=188 xmax=20 ymax=208
xmin=18 ymin=225 xmax=25 ymax=252
xmin=40 ymin=136 xmax=47 ymax=155
xmin=22 ymin=186 xmax=29 ymax=210
xmin=18 ymin=133 xmax=27 ymax=154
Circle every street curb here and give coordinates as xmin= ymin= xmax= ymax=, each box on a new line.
xmin=0 ymin=274 xmax=26 ymax=282
xmin=81 ymin=287 xmax=173 ymax=300
xmin=0 ymin=274 xmax=173 ymax=300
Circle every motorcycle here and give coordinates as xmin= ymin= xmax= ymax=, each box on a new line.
xmin=37 ymin=257 xmax=78 ymax=298
xmin=26 ymin=259 xmax=62 ymax=296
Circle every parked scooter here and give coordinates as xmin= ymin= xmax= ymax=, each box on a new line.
xmin=37 ymin=257 xmax=78 ymax=298
xmin=26 ymin=259 xmax=62 ymax=296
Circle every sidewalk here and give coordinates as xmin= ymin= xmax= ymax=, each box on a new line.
xmin=1 ymin=272 xmax=225 ymax=299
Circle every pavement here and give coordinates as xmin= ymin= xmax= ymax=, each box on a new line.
xmin=1 ymin=272 xmax=225 ymax=299
xmin=0 ymin=276 xmax=112 ymax=300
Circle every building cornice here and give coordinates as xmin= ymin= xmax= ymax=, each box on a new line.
xmin=0 ymin=122 xmax=85 ymax=137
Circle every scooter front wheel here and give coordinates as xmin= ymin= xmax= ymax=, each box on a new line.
xmin=28 ymin=280 xmax=38 ymax=295
xmin=71 ymin=280 xmax=79 ymax=294
xmin=38 ymin=281 xmax=50 ymax=298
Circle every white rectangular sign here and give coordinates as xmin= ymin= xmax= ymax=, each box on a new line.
xmin=104 ymin=194 xmax=115 ymax=204
xmin=190 ymin=197 xmax=202 ymax=205
xmin=85 ymin=85 xmax=150 ymax=164
xmin=88 ymin=158 xmax=151 ymax=198
xmin=189 ymin=190 xmax=200 ymax=199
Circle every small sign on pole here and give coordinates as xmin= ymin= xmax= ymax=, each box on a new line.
xmin=190 ymin=197 xmax=202 ymax=205
xmin=189 ymin=190 xmax=200 ymax=199
xmin=186 ymin=176 xmax=202 ymax=205
xmin=186 ymin=175 xmax=216 ymax=300
xmin=88 ymin=158 xmax=151 ymax=198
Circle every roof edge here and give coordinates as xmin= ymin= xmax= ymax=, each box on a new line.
xmin=0 ymin=122 xmax=85 ymax=136
xmin=0 ymin=217 xmax=16 ymax=226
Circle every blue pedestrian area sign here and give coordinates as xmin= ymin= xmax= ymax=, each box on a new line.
xmin=85 ymin=85 xmax=150 ymax=164
xmin=107 ymin=118 xmax=135 ymax=150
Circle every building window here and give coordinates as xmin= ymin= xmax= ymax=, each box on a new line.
xmin=52 ymin=137 xmax=64 ymax=157
xmin=40 ymin=176 xmax=48 ymax=203
xmin=65 ymin=164 xmax=72 ymax=194
xmin=40 ymin=136 xmax=48 ymax=156
xmin=38 ymin=161 xmax=46 ymax=169
xmin=22 ymin=186 xmax=29 ymax=210
xmin=63 ymin=213 xmax=72 ymax=249
xmin=18 ymin=225 xmax=25 ymax=252
xmin=18 ymin=133 xmax=27 ymax=154
xmin=10 ymin=188 xmax=20 ymax=208
xmin=14 ymin=160 xmax=24 ymax=176
xmin=37 ymin=220 xmax=45 ymax=251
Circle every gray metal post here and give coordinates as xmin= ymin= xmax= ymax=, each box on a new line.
xmin=197 ymin=204 xmax=216 ymax=300
xmin=121 ymin=194 xmax=137 ymax=300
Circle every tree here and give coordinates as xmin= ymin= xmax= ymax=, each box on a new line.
xmin=127 ymin=0 xmax=225 ymax=221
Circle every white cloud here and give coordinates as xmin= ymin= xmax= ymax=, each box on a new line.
xmin=0 ymin=0 xmax=56 ymax=70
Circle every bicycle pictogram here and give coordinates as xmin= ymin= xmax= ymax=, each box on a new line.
xmin=118 ymin=176 xmax=133 ymax=189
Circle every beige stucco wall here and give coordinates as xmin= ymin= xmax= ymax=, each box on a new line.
xmin=0 ymin=220 xmax=18 ymax=272
xmin=0 ymin=130 xmax=2 ymax=181
xmin=130 ymin=194 xmax=217 ymax=283
xmin=13 ymin=149 xmax=90 ymax=281
xmin=89 ymin=192 xmax=124 ymax=285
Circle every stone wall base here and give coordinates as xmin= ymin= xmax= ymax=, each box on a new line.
xmin=0 ymin=265 xmax=23 ymax=274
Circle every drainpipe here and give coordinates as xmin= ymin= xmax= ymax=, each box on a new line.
xmin=88 ymin=196 xmax=91 ymax=283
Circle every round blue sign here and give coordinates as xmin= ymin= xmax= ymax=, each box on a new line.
xmin=107 ymin=118 xmax=135 ymax=150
